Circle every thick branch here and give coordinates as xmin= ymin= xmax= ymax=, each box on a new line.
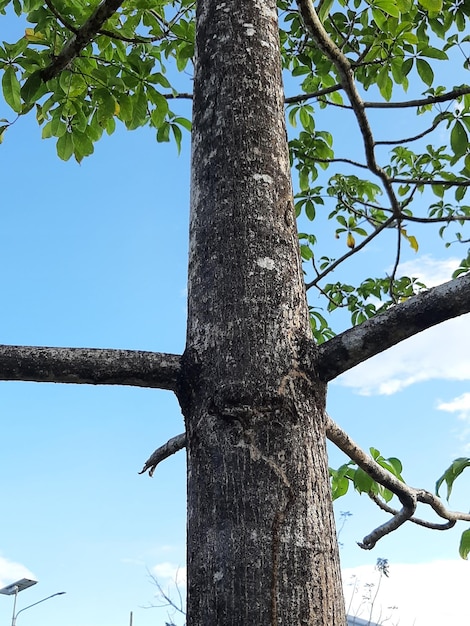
xmin=0 ymin=345 xmax=181 ymax=390
xmin=326 ymin=414 xmax=470 ymax=549
xmin=139 ymin=432 xmax=186 ymax=476
xmin=41 ymin=0 xmax=125 ymax=82
xmin=316 ymin=273 xmax=470 ymax=382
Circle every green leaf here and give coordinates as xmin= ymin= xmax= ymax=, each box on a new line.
xmin=149 ymin=90 xmax=169 ymax=128
xmin=459 ymin=529 xmax=470 ymax=559
xmin=436 ymin=457 xmax=470 ymax=500
xmin=373 ymin=0 xmax=400 ymax=17
xmin=318 ymin=0 xmax=334 ymax=22
xmin=56 ymin=132 xmax=74 ymax=161
xmin=418 ymin=0 xmax=443 ymax=13
xmin=416 ymin=59 xmax=434 ymax=86
xmin=2 ymin=66 xmax=21 ymax=112
xmin=72 ymin=130 xmax=94 ymax=162
xmin=171 ymin=123 xmax=182 ymax=154
xmin=20 ymin=70 xmax=43 ymax=105
xmin=353 ymin=467 xmax=374 ymax=494
xmin=451 ymin=121 xmax=468 ymax=159
xmin=371 ymin=8 xmax=387 ymax=29
xmin=157 ymin=121 xmax=171 ymax=143
xmin=419 ymin=46 xmax=448 ymax=60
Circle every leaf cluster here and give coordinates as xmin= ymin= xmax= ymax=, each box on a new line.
xmin=280 ymin=0 xmax=470 ymax=339
xmin=330 ymin=447 xmax=405 ymax=502
xmin=0 ymin=0 xmax=469 ymax=332
xmin=0 ymin=0 xmax=194 ymax=158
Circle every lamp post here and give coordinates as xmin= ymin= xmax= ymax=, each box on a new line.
xmin=12 ymin=591 xmax=66 ymax=626
xmin=0 ymin=579 xmax=66 ymax=626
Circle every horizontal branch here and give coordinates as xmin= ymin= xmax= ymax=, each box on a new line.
xmin=316 ymin=273 xmax=470 ymax=382
xmin=390 ymin=177 xmax=470 ymax=187
xmin=376 ymin=115 xmax=444 ymax=146
xmin=364 ymin=86 xmax=470 ymax=109
xmin=41 ymin=0 xmax=125 ymax=82
xmin=284 ymin=83 xmax=342 ymax=104
xmin=0 ymin=345 xmax=181 ymax=390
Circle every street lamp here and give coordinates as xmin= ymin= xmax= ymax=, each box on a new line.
xmin=12 ymin=591 xmax=66 ymax=626
xmin=0 ymin=579 xmax=66 ymax=626
xmin=0 ymin=579 xmax=37 ymax=626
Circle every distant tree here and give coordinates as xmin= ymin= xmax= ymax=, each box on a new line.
xmin=1 ymin=0 xmax=470 ymax=623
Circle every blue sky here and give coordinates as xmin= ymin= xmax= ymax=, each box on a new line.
xmin=1 ymin=6 xmax=470 ymax=626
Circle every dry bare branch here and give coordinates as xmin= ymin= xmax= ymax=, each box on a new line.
xmin=314 ymin=273 xmax=470 ymax=382
xmin=139 ymin=432 xmax=186 ymax=477
xmin=0 ymin=344 xmax=181 ymax=390
xmin=326 ymin=414 xmax=470 ymax=549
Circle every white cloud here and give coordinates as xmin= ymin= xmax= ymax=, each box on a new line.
xmin=397 ymin=255 xmax=460 ymax=287
xmin=336 ymin=256 xmax=470 ymax=395
xmin=343 ymin=560 xmax=470 ymax=625
xmin=438 ymin=392 xmax=470 ymax=421
xmin=151 ymin=561 xmax=186 ymax=586
xmin=338 ymin=255 xmax=470 ymax=395
xmin=337 ymin=315 xmax=470 ymax=395
xmin=0 ymin=555 xmax=35 ymax=588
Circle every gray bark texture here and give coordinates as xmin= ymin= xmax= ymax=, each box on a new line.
xmin=0 ymin=345 xmax=180 ymax=390
xmin=178 ymin=0 xmax=346 ymax=623
xmin=316 ymin=273 xmax=470 ymax=382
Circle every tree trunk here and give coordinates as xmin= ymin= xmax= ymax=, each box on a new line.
xmin=179 ymin=0 xmax=346 ymax=623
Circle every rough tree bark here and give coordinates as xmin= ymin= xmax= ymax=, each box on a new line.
xmin=178 ymin=0 xmax=346 ymax=623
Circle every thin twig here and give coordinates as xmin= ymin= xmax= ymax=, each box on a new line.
xmin=285 ymin=83 xmax=342 ymax=104
xmin=376 ymin=115 xmax=445 ymax=146
xmin=305 ymin=216 xmax=395 ymax=289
